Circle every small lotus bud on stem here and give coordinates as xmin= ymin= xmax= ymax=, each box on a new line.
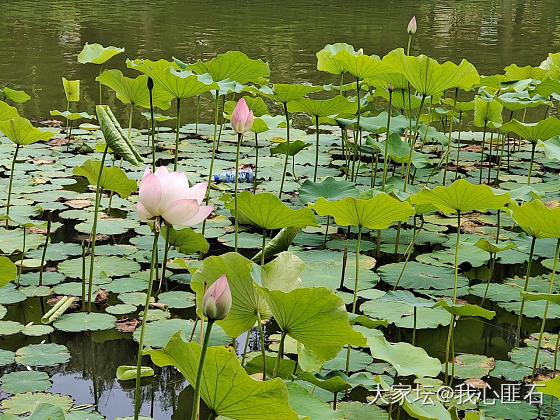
xmin=407 ymin=16 xmax=417 ymax=34
xmin=147 ymin=76 xmax=154 ymax=91
xmin=202 ymin=274 xmax=232 ymax=321
xmin=388 ymin=83 xmax=394 ymax=93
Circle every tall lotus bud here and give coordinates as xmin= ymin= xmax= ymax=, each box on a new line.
xmin=147 ymin=76 xmax=154 ymax=91
xmin=407 ymin=16 xmax=417 ymax=34
xmin=231 ymin=98 xmax=254 ymax=134
xmin=202 ymin=274 xmax=232 ymax=321
xmin=388 ymin=83 xmax=394 ymax=93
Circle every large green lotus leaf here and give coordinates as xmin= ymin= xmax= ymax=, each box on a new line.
xmin=298 ymin=177 xmax=359 ymax=204
xmin=270 ymin=140 xmax=311 ymax=157
xmin=378 ymin=261 xmax=468 ymax=291
xmin=474 ymin=238 xmax=517 ymax=254
xmin=1 ymin=393 xmax=72 ymax=415
xmin=15 ymin=343 xmax=70 ymax=366
xmin=188 ymin=50 xmax=270 ymax=84
xmin=251 ymin=114 xmax=284 ymax=134
xmin=0 ymin=321 xmax=22 ymax=335
xmin=190 ymin=252 xmax=258 ymax=337
xmin=332 ymin=51 xmax=387 ymax=80
xmin=62 ymin=77 xmax=80 ymax=102
xmin=448 ymin=353 xmax=494 ymax=379
xmin=255 ymin=251 xmax=303 ymax=292
xmin=504 ymin=64 xmax=549 ymax=81
xmin=310 ymin=193 xmax=414 ymax=229
xmin=0 ymin=370 xmax=51 ymax=394
xmin=521 ymin=290 xmax=560 ymax=305
xmin=0 ymin=228 xmax=44 ymax=253
xmin=132 ymin=318 xmax=229 ymax=348
xmin=53 ymin=312 xmax=116 ymax=332
xmin=479 ymin=400 xmax=538 ymax=420
xmin=509 ymin=199 xmax=559 ymax=238
xmin=0 ymin=257 xmax=17 ymax=288
xmin=366 ymin=329 xmax=441 ymax=377
xmin=148 ymin=68 xmax=217 ymax=99
xmin=75 ymin=217 xmax=139 ymax=236
xmin=22 ymin=324 xmax=54 ymax=336
xmin=49 ymin=110 xmax=94 ymax=121
xmin=433 ymin=300 xmax=495 ymax=320
xmin=77 ymin=43 xmax=124 ymax=64
xmin=410 ymin=179 xmax=510 ymax=214
xmin=96 ymin=69 xmax=172 ymax=109
xmin=316 ymin=43 xmax=362 ymax=75
xmin=96 ymin=105 xmax=142 ymax=165
xmin=489 ymin=360 xmax=532 ymax=381
xmin=473 ymin=97 xmax=503 ymax=127
xmin=501 ymin=116 xmax=560 ymax=142
xmin=540 ymin=135 xmax=560 ymax=162
xmin=225 ymin=96 xmax=270 ymax=117
xmin=159 ymin=225 xmax=209 ymax=255
xmin=255 ymin=84 xmax=322 ymax=104
xmin=58 ymin=255 xmax=139 ymax=280
xmin=157 ymin=291 xmax=194 ymax=309
xmin=258 ymin=287 xmax=365 ymax=360
xmin=0 ymin=101 xmax=19 ymax=120
xmin=336 ymin=401 xmax=387 ymax=420
xmin=2 ymin=87 xmax=30 ymax=104
xmin=73 ymin=159 xmax=137 ymax=198
xmin=229 ymin=191 xmax=317 ymax=230
xmin=64 ymin=409 xmax=104 ymax=420
xmin=295 ymin=371 xmax=351 ymax=393
xmin=499 ymin=299 xmax=560 ymax=318
xmin=0 ymin=284 xmax=27 ymax=305
xmin=509 ymin=346 xmax=555 ymax=369
xmin=285 ymin=382 xmax=343 ymax=420
xmin=497 ymin=91 xmax=550 ymax=111
xmin=361 ymin=297 xmax=450 ymax=329
xmin=147 ymin=332 xmax=300 ymax=419
xmin=0 ymin=117 xmax=56 ymax=145
xmin=382 ymin=48 xmax=479 ymax=94
xmin=287 ymin=96 xmax=357 ymax=117
xmin=27 ymin=403 xmax=65 ymax=420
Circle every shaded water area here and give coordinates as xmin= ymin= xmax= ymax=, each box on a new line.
xmin=2 ymin=1 xmax=560 ymax=419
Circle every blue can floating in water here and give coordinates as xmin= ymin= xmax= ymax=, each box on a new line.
xmin=213 ymin=168 xmax=254 ymax=183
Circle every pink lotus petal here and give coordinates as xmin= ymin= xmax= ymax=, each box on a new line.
xmin=154 ymin=166 xmax=170 ymax=182
xmin=139 ymin=172 xmax=162 ymax=216
xmin=161 ymin=198 xmax=200 ymax=226
xmin=143 ymin=166 xmax=152 ymax=177
xmin=160 ymin=171 xmax=190 ymax=212
xmin=188 ymin=182 xmax=208 ymax=204
xmin=181 ymin=205 xmax=214 ymax=226
xmin=136 ymin=201 xmax=153 ymax=222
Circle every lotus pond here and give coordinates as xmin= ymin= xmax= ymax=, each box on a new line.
xmin=4 ymin=4 xmax=560 ymax=420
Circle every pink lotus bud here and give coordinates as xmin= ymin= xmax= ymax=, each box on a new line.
xmin=407 ymin=16 xmax=417 ymax=34
xmin=230 ymin=98 xmax=254 ymax=134
xmin=202 ymin=274 xmax=232 ymax=321
xmin=136 ymin=166 xmax=214 ymax=227
xmin=388 ymin=83 xmax=394 ymax=93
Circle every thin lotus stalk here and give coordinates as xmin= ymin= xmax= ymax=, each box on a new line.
xmin=6 ymin=144 xmax=20 ymax=225
xmin=444 ymin=314 xmax=456 ymax=385
xmin=240 ymin=330 xmax=251 ymax=367
xmin=272 ymin=330 xmax=287 ymax=378
xmin=323 ymin=216 xmax=331 ymax=248
xmin=496 ymin=210 xmax=501 ymax=243
xmin=98 ymin=67 xmax=103 ymax=104
xmin=256 ymin=311 xmax=267 ymax=381
xmin=38 ymin=213 xmax=51 ymax=287
xmin=382 ymin=90 xmax=393 ymax=190
xmin=550 ymin=332 xmax=560 ymax=419
xmin=278 ymin=102 xmax=291 ymax=198
xmin=487 ymin=130 xmax=494 ymax=183
xmin=339 ymin=239 xmax=349 ymax=290
xmin=453 ymin=211 xmax=461 ymax=303
xmin=195 ymin=95 xmax=200 ymax=134
xmin=134 ymin=228 xmax=160 ymax=420
xmin=346 ymin=225 xmax=362 ymax=376
xmin=148 ymin=77 xmax=156 ymax=171
xmin=253 ymin=133 xmax=259 ymax=193
xmin=314 ymin=115 xmax=320 ymax=182
xmin=261 ymin=228 xmax=266 ymax=266
xmin=530 ymin=239 xmax=560 ymax=383
xmin=394 ymin=222 xmax=402 ymax=255
xmin=403 ymin=95 xmax=426 ymax=192
xmin=516 ymin=236 xmax=537 ymax=347
xmin=81 ymin=240 xmax=86 ymax=311
xmin=190 ymin=319 xmax=215 ymax=420
xmin=527 ymin=142 xmax=537 ymax=185
xmin=16 ymin=226 xmax=26 ymax=287
xmin=173 ymin=98 xmax=181 ymax=171
xmin=481 ymin=252 xmax=496 ymax=304
xmin=376 ymin=229 xmax=381 ymax=258
xmin=393 ymin=216 xmax=424 ymax=290
xmin=157 ymin=227 xmax=171 ymax=294
xmin=495 ymin=133 xmax=506 ymax=186
xmin=216 ymin=95 xmax=227 ymax=148
xmin=454 ymin=111 xmax=464 ymax=180
xmin=442 ymin=88 xmax=458 ymax=185
xmin=339 ymin=73 xmax=344 ymax=97
xmin=87 ymin=145 xmax=109 ymax=312
xmin=410 ymin=99 xmax=434 ymax=185
xmin=352 ymin=78 xmax=362 ymax=183
xmin=370 ymin=150 xmax=378 ymax=188
xmin=412 ymin=306 xmax=417 ymax=345
xmin=479 ymin=121 xmax=487 ymax=184
xmin=234 ymin=133 xmax=242 ymax=252
xmin=202 ymin=93 xmax=221 ymax=235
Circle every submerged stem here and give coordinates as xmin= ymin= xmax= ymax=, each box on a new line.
xmin=516 ymin=236 xmax=537 ymax=347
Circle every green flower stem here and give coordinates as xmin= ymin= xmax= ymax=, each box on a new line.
xmin=495 ymin=133 xmax=506 ymax=186
xmin=234 ymin=133 xmax=242 ymax=252
xmin=38 ymin=213 xmax=51 ymax=287
xmin=496 ymin=209 xmax=501 ymax=243
xmin=157 ymin=227 xmax=171 ymax=293
xmin=406 ymin=34 xmax=413 ymax=55
xmin=516 ymin=236 xmax=537 ymax=347
xmin=530 ymin=238 xmax=560 ymax=383
xmin=272 ymin=330 xmax=287 ymax=378
xmin=16 ymin=226 xmax=25 ymax=287
xmin=412 ymin=306 xmax=417 ymax=345
xmin=87 ymin=144 xmax=109 ymax=312
xmin=453 ymin=211 xmax=461 ymax=303
xmin=487 ymin=130 xmax=495 ymax=183
xmin=6 ymin=144 xmax=20 ymax=225
xmin=261 ymin=228 xmax=266 ymax=266
xmin=444 ymin=314 xmax=456 ymax=385
xmin=202 ymin=92 xmax=221 ymax=235
xmin=240 ymin=329 xmax=250 ymax=367
xmin=393 ymin=216 xmax=424 ymax=290
xmin=454 ymin=111 xmax=464 ymax=180
xmin=346 ymin=225 xmax=362 ymax=376
xmin=339 ymin=73 xmax=344 ymax=97
xmin=382 ymin=89 xmax=393 ymax=190
xmin=550 ymin=332 xmax=560 ymax=419
xmin=279 ymin=102 xmax=290 ymax=199
xmin=371 ymin=149 xmax=379 ymax=188
xmin=403 ymin=95 xmax=426 ymax=192
xmin=253 ymin=133 xmax=259 ymax=194
xmin=148 ymin=80 xmax=156 ymax=171
xmin=479 ymin=121 xmax=487 ymax=184
xmin=195 ymin=95 xmax=200 ymax=134
xmin=527 ymin=142 xmax=537 ymax=185
xmin=98 ymin=67 xmax=103 ymax=104
xmin=134 ymin=227 xmax=160 ymax=420
xmin=482 ymin=252 xmax=496 ymax=304
xmin=257 ymin=311 xmax=267 ymax=381
xmin=339 ymin=239 xmax=349 ymax=290
xmin=173 ymin=98 xmax=181 ymax=171
xmin=191 ymin=318 xmax=215 ymax=420
xmin=81 ymin=241 xmax=86 ymax=311
xmin=323 ymin=216 xmax=331 ymax=248
xmin=442 ymin=88 xmax=458 ymax=185
xmin=314 ymin=115 xmax=320 ymax=182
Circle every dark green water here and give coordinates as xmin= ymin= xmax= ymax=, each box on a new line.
xmin=2 ymin=0 xmax=560 ymax=120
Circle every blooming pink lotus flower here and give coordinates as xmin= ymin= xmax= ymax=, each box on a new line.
xmin=202 ymin=274 xmax=232 ymax=320
xmin=230 ymin=98 xmax=254 ymax=134
xmin=136 ymin=166 xmax=214 ymax=226
xmin=407 ymin=16 xmax=417 ymax=34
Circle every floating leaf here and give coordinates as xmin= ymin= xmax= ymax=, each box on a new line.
xmin=53 ymin=312 xmax=116 ymax=332
xmin=15 ymin=344 xmax=70 ymax=367
xmin=0 ymin=392 xmax=72 ymax=415
xmin=0 ymin=371 xmax=51 ymax=394
xmin=116 ymin=365 xmax=154 ymax=381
